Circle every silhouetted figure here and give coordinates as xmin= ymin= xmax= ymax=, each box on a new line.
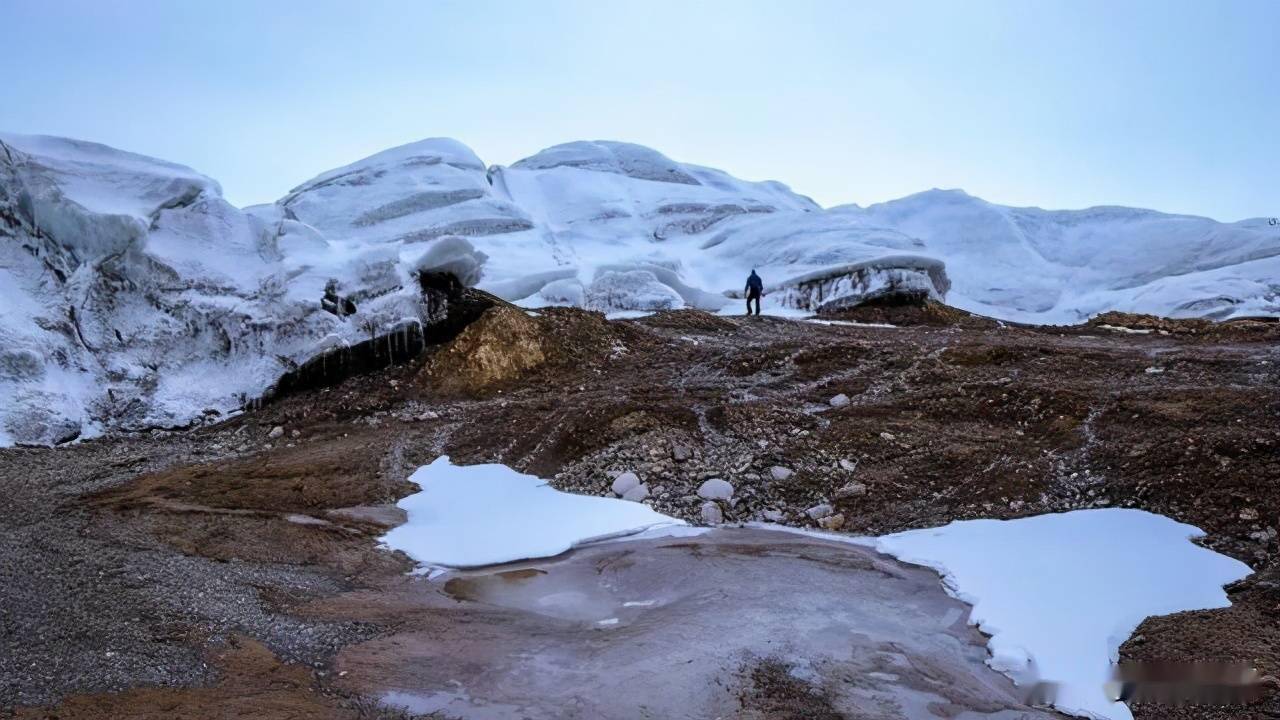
xmin=744 ymin=269 xmax=763 ymax=315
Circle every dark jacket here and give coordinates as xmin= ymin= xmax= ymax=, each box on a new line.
xmin=745 ymin=271 xmax=763 ymax=295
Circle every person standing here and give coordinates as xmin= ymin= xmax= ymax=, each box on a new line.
xmin=744 ymin=269 xmax=764 ymax=315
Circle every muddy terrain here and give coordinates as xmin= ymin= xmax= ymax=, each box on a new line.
xmin=1 ymin=304 xmax=1277 ymax=719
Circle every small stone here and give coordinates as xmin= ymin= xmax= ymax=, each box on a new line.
xmin=611 ymin=472 xmax=641 ymax=497
xmin=622 ymin=484 xmax=650 ymax=502
xmin=835 ymin=482 xmax=867 ymax=499
xmin=817 ymin=513 xmax=846 ymax=531
xmin=1239 ymin=508 xmax=1260 ymax=521
xmin=417 ymin=411 xmax=440 ymax=421
xmin=326 ymin=505 xmax=408 ymax=528
xmin=697 ymin=478 xmax=734 ymax=501
xmin=769 ymin=466 xmax=794 ymax=481
xmin=267 ymin=426 xmax=284 ymax=439
xmin=1009 ymin=499 xmax=1025 ymax=511
xmin=672 ymin=444 xmax=691 ymax=462
xmin=700 ymin=501 xmax=724 ymax=525
xmin=761 ymin=509 xmax=785 ymax=523
xmin=806 ymin=503 xmax=834 ymax=520
xmin=284 ymin=513 xmax=331 ymax=526
xmin=879 ymin=431 xmax=896 ymax=441
xmin=1144 ymin=366 xmax=1164 ymax=374
xmin=839 ymin=458 xmax=859 ymax=472
xmin=829 ymin=393 xmax=850 ymax=408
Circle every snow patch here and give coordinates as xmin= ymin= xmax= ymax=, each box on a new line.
xmin=381 ymin=457 xmax=686 ymax=568
xmin=865 ymin=509 xmax=1252 ymax=720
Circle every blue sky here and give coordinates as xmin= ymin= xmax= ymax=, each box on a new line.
xmin=3 ymin=0 xmax=1277 ymax=220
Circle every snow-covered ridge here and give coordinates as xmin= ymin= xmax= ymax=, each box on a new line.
xmin=1 ymin=131 xmax=1277 ymax=445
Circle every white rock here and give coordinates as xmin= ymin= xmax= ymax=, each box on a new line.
xmin=268 ymin=426 xmax=284 ymax=439
xmin=829 ymin=393 xmax=851 ymax=408
xmin=611 ymin=472 xmax=641 ymax=497
xmin=1144 ymin=366 xmax=1165 ymax=374
xmin=622 ymin=484 xmax=650 ymax=502
xmin=839 ymin=458 xmax=859 ymax=472
xmin=761 ymin=509 xmax=785 ymax=523
xmin=700 ymin=501 xmax=724 ymax=525
xmin=879 ymin=431 xmax=896 ymax=441
xmin=697 ymin=478 xmax=734 ymax=501
xmin=806 ymin=503 xmax=835 ymax=520
xmin=770 ymin=466 xmax=794 ymax=481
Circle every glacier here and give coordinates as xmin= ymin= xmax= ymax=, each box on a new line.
xmin=1 ymin=132 xmax=1276 ymax=445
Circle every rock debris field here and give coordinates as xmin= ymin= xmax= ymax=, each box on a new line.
xmin=1 ymin=305 xmax=1278 ymax=719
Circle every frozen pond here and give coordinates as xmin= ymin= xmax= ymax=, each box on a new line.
xmin=376 ymin=459 xmax=1252 ymax=719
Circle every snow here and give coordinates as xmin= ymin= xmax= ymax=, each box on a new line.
xmin=381 ymin=458 xmax=1250 ymax=720
xmin=380 ymin=457 xmax=686 ymax=568
xmin=2 ymin=130 xmax=1277 ymax=446
xmin=0 ymin=133 xmax=485 ymax=445
xmin=805 ymin=318 xmax=897 ymax=328
xmin=863 ymin=509 xmax=1253 ymax=720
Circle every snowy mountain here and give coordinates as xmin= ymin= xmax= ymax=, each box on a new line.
xmin=1 ymin=132 xmax=1276 ymax=445
xmin=847 ymin=189 xmax=1280 ymax=324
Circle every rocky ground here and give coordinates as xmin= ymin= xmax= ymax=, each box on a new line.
xmin=1 ymin=302 xmax=1278 ymax=719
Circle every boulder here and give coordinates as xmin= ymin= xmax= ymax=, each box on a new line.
xmin=611 ymin=472 xmax=641 ymax=496
xmin=829 ymin=393 xmax=850 ymax=408
xmin=622 ymin=484 xmax=650 ymax=502
xmin=806 ymin=503 xmax=834 ymax=520
xmin=697 ymin=478 xmax=734 ymax=501
xmin=817 ymin=513 xmax=846 ymax=531
xmin=700 ymin=501 xmax=724 ymax=525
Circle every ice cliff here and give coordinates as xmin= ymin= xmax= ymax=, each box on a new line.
xmin=1 ymin=133 xmax=1276 ymax=445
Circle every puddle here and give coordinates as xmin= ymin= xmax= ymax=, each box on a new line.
xmin=443 ymin=559 xmax=665 ymax=625
xmin=381 ymin=689 xmax=523 ymax=720
xmin=346 ymin=528 xmax=1060 ymax=720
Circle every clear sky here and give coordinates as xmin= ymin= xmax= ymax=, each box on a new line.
xmin=3 ymin=0 xmax=1277 ymax=221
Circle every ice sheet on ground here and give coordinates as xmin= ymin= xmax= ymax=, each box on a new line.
xmin=381 ymin=459 xmax=1249 ymax=719
xmin=862 ymin=509 xmax=1253 ymax=720
xmin=381 ymin=457 xmax=685 ymax=567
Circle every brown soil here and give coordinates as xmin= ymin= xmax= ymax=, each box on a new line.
xmin=737 ymin=659 xmax=847 ymax=720
xmin=3 ymin=306 xmax=1278 ymax=718
xmin=11 ymin=637 xmax=420 ymax=720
